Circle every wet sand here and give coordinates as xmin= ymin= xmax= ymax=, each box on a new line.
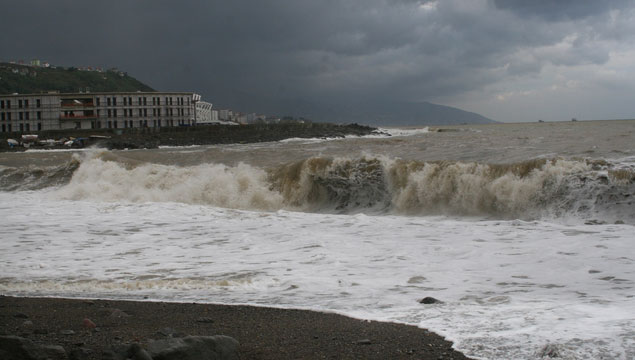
xmin=0 ymin=296 xmax=472 ymax=359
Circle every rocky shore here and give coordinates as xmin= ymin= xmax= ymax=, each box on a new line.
xmin=0 ymin=123 xmax=380 ymax=152
xmin=0 ymin=296 xmax=472 ymax=360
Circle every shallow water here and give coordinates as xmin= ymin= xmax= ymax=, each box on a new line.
xmin=1 ymin=120 xmax=634 ymax=359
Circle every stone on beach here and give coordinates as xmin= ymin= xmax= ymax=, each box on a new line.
xmin=0 ymin=335 xmax=67 ymax=360
xmin=81 ymin=318 xmax=96 ymax=330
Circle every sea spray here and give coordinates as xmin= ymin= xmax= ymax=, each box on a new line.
xmin=2 ymin=149 xmax=632 ymax=222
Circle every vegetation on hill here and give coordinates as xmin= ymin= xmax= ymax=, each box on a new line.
xmin=0 ymin=63 xmax=154 ymax=94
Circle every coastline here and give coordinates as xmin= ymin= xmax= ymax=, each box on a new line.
xmin=0 ymin=296 xmax=472 ymax=359
xmin=0 ymin=123 xmax=379 ymax=152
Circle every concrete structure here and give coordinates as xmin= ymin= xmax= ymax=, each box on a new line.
xmin=0 ymin=91 xmax=200 ymax=133
xmin=195 ymin=101 xmax=215 ymax=124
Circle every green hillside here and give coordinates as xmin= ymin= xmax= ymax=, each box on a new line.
xmin=0 ymin=63 xmax=154 ymax=94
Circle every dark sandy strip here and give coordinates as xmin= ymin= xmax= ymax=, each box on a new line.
xmin=0 ymin=296 xmax=472 ymax=359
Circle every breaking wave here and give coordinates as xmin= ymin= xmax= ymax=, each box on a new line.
xmin=1 ymin=151 xmax=634 ymax=223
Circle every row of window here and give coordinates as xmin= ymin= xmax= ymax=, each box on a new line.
xmin=104 ymin=108 xmax=189 ymax=118
xmin=0 ymin=99 xmax=42 ymax=109
xmin=98 ymin=96 xmax=190 ymax=107
xmin=89 ymin=119 xmax=190 ymax=130
xmin=1 ymin=112 xmax=43 ymax=121
xmin=1 ymin=123 xmax=43 ymax=132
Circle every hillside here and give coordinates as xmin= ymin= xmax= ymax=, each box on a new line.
xmin=309 ymin=100 xmax=498 ymax=126
xmin=216 ymin=90 xmax=497 ymax=126
xmin=0 ymin=63 xmax=154 ymax=94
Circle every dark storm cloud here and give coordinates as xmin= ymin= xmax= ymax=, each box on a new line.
xmin=2 ymin=0 xmax=635 ymax=118
xmin=492 ymin=0 xmax=630 ymax=21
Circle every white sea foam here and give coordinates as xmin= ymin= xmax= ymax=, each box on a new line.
xmin=376 ymin=127 xmax=430 ymax=137
xmin=1 ymin=191 xmax=633 ymax=359
xmin=52 ymin=155 xmax=284 ymax=210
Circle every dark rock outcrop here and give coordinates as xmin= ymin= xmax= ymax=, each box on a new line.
xmin=0 ymin=335 xmax=67 ymax=360
xmin=148 ymin=336 xmax=239 ymax=360
xmin=105 ymin=335 xmax=239 ymax=360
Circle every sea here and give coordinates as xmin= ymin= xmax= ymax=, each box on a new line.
xmin=1 ymin=120 xmax=634 ymax=359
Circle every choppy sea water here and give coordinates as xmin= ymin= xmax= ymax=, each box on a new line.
xmin=1 ymin=120 xmax=634 ymax=359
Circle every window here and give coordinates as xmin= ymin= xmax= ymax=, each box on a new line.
xmin=143 ymin=97 xmax=147 ymax=106
xmin=113 ymin=109 xmax=117 ymax=117
xmin=18 ymin=100 xmax=23 ymax=108
xmin=20 ymin=124 xmax=24 ymax=132
xmin=36 ymin=99 xmax=41 ymax=108
xmin=19 ymin=112 xmax=23 ymax=120
xmin=107 ymin=98 xmax=111 ymax=106
xmin=24 ymin=100 xmax=29 ymax=108
xmin=0 ymin=100 xmax=3 ymax=109
xmin=123 ymin=97 xmax=127 ymax=106
xmin=6 ymin=100 xmax=10 ymax=109
xmin=112 ymin=97 xmax=117 ymax=106
xmin=170 ymin=97 xmax=173 ymax=105
xmin=108 ymin=109 xmax=112 ymax=118
xmin=37 ymin=112 xmax=41 ymax=120
xmin=25 ymin=112 xmax=29 ymax=120
xmin=7 ymin=113 xmax=11 ymax=120
xmin=113 ymin=121 xmax=118 ymax=129
xmin=128 ymin=96 xmax=132 ymax=104
xmin=26 ymin=123 xmax=30 ymax=131
xmin=138 ymin=97 xmax=142 ymax=106
xmin=1 ymin=113 xmax=4 ymax=121
xmin=2 ymin=124 xmax=5 ymax=132
xmin=157 ymin=108 xmax=161 ymax=116
xmin=37 ymin=123 xmax=42 ymax=131
xmin=139 ymin=109 xmax=142 ymax=117
xmin=96 ymin=97 xmax=100 ymax=106
xmin=143 ymin=109 xmax=147 ymax=117
xmin=152 ymin=97 xmax=156 ymax=106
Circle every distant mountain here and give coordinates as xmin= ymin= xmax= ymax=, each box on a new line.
xmin=304 ymin=100 xmax=498 ymax=126
xmin=0 ymin=63 xmax=154 ymax=94
xmin=221 ymin=91 xmax=497 ymax=126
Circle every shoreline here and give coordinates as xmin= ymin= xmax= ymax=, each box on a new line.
xmin=0 ymin=122 xmax=379 ymax=152
xmin=0 ymin=295 xmax=472 ymax=359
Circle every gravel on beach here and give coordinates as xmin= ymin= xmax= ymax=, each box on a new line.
xmin=0 ymin=296 xmax=472 ymax=359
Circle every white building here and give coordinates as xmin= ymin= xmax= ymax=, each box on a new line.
xmin=0 ymin=91 xmax=200 ymax=133
xmin=196 ymin=101 xmax=214 ymax=124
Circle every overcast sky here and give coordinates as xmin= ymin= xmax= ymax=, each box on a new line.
xmin=2 ymin=0 xmax=635 ymax=122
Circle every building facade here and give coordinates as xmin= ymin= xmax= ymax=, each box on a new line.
xmin=0 ymin=91 xmax=199 ymax=133
xmin=195 ymin=101 xmax=216 ymax=124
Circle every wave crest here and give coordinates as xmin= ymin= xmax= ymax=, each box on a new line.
xmin=3 ymin=151 xmax=633 ymax=222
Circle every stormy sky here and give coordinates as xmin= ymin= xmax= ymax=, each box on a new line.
xmin=2 ymin=0 xmax=635 ymax=122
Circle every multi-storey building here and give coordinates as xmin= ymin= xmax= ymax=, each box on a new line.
xmin=0 ymin=91 xmax=200 ymax=133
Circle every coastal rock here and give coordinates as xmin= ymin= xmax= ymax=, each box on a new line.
xmin=147 ymin=335 xmax=239 ymax=360
xmin=103 ymin=343 xmax=151 ymax=360
xmin=419 ymin=297 xmax=443 ymax=304
xmin=68 ymin=347 xmax=92 ymax=360
xmin=0 ymin=335 xmax=67 ymax=360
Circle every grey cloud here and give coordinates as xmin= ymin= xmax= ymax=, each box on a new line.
xmin=1 ymin=0 xmax=635 ymax=120
xmin=492 ymin=0 xmax=630 ymax=21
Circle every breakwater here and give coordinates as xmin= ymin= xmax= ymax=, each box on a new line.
xmin=0 ymin=122 xmax=377 ymax=151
